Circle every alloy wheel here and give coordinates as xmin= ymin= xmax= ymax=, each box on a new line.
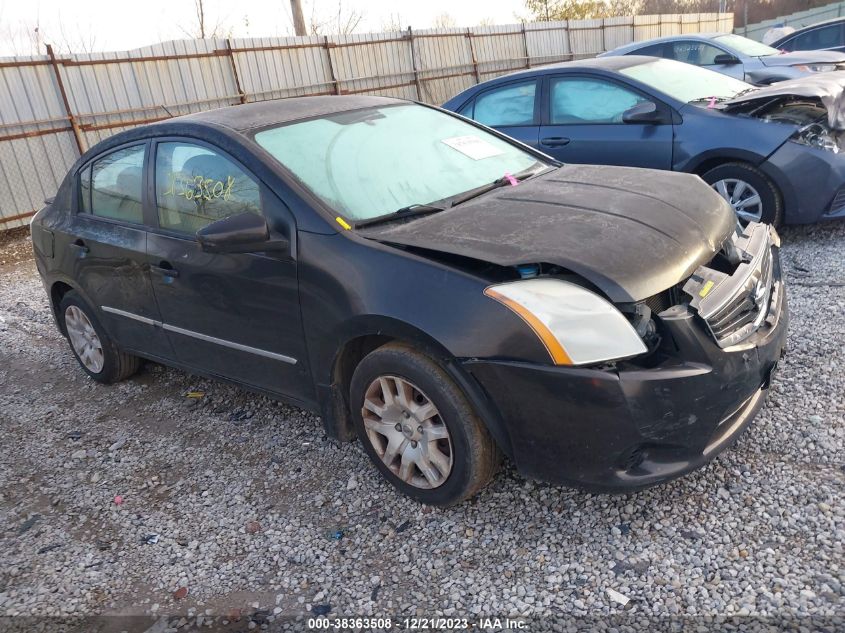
xmin=711 ymin=178 xmax=763 ymax=224
xmin=361 ymin=375 xmax=453 ymax=489
xmin=65 ymin=305 xmax=105 ymax=373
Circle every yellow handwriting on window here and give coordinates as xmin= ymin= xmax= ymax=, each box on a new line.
xmin=162 ymin=173 xmax=236 ymax=202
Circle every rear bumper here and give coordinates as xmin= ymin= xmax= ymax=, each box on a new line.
xmin=762 ymin=141 xmax=845 ymax=224
xmin=463 ymin=268 xmax=788 ymax=492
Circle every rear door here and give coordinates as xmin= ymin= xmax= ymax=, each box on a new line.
xmin=462 ymin=79 xmax=540 ymax=148
xmin=538 ymin=74 xmax=673 ymax=169
xmin=69 ymin=142 xmax=172 ymax=359
xmin=145 ymin=138 xmax=313 ymax=401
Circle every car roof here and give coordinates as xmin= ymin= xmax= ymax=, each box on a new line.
xmin=469 ymin=54 xmax=661 ymax=82
xmin=164 ymin=95 xmax=406 ymax=132
xmin=774 ymin=17 xmax=845 ymax=41
xmin=605 ymin=32 xmax=730 ymax=54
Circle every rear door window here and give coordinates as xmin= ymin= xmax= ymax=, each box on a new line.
xmin=80 ymin=145 xmax=146 ymax=224
xmin=473 ymin=80 xmax=538 ymax=127
xmin=154 ymin=142 xmax=262 ymax=235
xmin=784 ymin=24 xmax=844 ymax=51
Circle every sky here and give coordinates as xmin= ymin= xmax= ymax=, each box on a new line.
xmin=0 ymin=0 xmax=528 ymax=56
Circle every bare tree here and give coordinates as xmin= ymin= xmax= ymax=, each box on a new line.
xmin=178 ymin=0 xmax=227 ymax=39
xmin=380 ymin=13 xmax=405 ymax=32
xmin=290 ymin=0 xmax=308 ymax=36
xmin=307 ymin=1 xmax=364 ymax=35
xmin=433 ymin=12 xmax=457 ymax=28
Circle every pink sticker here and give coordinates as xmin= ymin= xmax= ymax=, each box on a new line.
xmin=707 ymin=96 xmax=717 ymax=108
xmin=504 ymin=173 xmax=518 ymax=186
xmin=114 ymin=495 xmax=123 ymax=505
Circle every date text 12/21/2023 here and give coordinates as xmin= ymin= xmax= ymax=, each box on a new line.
xmin=306 ymin=617 xmax=527 ymax=630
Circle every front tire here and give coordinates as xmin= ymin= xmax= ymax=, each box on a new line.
xmin=702 ymin=162 xmax=783 ymax=226
xmin=349 ymin=343 xmax=500 ymax=505
xmin=59 ymin=291 xmax=141 ymax=383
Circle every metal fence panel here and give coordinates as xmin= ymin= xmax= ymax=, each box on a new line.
xmin=0 ymin=13 xmax=734 ymax=230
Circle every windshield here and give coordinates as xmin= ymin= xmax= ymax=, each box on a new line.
xmin=620 ymin=58 xmax=752 ymax=102
xmin=253 ymin=104 xmax=545 ymax=221
xmin=713 ymin=33 xmax=780 ymax=57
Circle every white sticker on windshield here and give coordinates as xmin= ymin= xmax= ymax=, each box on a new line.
xmin=441 ymin=135 xmax=505 ymax=160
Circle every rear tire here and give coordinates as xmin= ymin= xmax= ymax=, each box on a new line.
xmin=59 ymin=291 xmax=141 ymax=384
xmin=702 ymin=162 xmax=783 ymax=226
xmin=349 ymin=343 xmax=500 ymax=505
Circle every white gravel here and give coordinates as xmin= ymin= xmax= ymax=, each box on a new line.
xmin=0 ymin=223 xmax=843 ymax=630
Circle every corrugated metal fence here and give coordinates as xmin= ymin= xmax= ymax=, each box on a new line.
xmin=0 ymin=12 xmax=734 ymax=230
xmin=739 ymin=2 xmax=845 ymax=41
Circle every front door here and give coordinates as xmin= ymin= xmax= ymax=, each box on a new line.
xmin=69 ymin=142 xmax=172 ymax=358
xmin=538 ymin=75 xmax=674 ymax=170
xmin=145 ymin=139 xmax=313 ymax=401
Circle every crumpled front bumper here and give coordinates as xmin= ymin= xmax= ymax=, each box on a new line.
xmin=462 ymin=254 xmax=788 ymax=492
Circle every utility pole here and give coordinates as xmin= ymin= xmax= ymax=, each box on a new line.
xmin=290 ymin=0 xmax=307 ymax=36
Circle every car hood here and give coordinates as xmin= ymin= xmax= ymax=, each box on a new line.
xmin=358 ymin=165 xmax=736 ymax=303
xmin=758 ymin=50 xmax=845 ymax=66
xmin=723 ymin=71 xmax=845 ymax=129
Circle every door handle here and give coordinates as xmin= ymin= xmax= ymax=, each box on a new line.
xmin=68 ymin=240 xmax=89 ymax=257
xmin=150 ymin=262 xmax=179 ymax=278
xmin=540 ymin=137 xmax=571 ymax=147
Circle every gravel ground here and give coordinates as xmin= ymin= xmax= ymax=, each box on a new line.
xmin=0 ymin=223 xmax=843 ymax=632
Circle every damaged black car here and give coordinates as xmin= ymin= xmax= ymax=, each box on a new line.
xmin=30 ymin=97 xmax=788 ymax=505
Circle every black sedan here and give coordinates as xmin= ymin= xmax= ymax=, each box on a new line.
xmin=442 ymin=56 xmax=845 ymax=226
xmin=31 ymin=96 xmax=787 ymax=505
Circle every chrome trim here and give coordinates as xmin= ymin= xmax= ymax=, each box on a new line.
xmin=100 ymin=306 xmax=297 ymax=365
xmin=161 ymin=323 xmax=298 ymax=365
xmin=101 ymin=306 xmax=161 ymax=327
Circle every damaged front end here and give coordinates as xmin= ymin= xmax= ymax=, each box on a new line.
xmin=680 ymin=222 xmax=783 ymax=349
xmin=464 ymin=222 xmax=788 ymax=490
xmin=723 ymin=72 xmax=845 ymax=152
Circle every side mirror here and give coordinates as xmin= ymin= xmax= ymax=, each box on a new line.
xmin=622 ymin=101 xmax=665 ymax=124
xmin=196 ymin=211 xmax=289 ymax=255
xmin=713 ymin=53 xmax=740 ymax=65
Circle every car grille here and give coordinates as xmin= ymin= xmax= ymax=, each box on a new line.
xmin=683 ymin=223 xmax=781 ymax=348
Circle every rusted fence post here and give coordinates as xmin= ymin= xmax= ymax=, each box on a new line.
xmin=324 ymin=36 xmax=342 ymax=95
xmin=521 ymin=23 xmax=531 ymax=69
xmin=407 ymin=27 xmax=423 ymax=101
xmin=225 ymin=39 xmax=247 ymax=104
xmin=466 ymin=29 xmax=480 ymax=84
xmin=46 ymin=44 xmax=84 ymax=154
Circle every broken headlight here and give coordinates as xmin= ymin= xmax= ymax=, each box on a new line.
xmin=791 ymin=122 xmax=841 ymax=153
xmin=484 ymin=278 xmax=648 ymax=366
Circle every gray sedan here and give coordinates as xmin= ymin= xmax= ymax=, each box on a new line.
xmin=601 ymin=32 xmax=845 ymax=85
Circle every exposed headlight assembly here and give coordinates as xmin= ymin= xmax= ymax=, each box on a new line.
xmin=793 ymin=63 xmax=837 ymax=73
xmin=484 ymin=278 xmax=648 ymax=366
xmin=791 ymin=121 xmax=841 ymax=153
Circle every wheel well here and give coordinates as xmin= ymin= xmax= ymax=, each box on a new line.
xmin=327 ymin=335 xmax=395 ymax=441
xmin=694 ymin=157 xmax=751 ymax=177
xmin=50 ymin=281 xmax=73 ymax=335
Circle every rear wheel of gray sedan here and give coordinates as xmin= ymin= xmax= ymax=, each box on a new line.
xmin=59 ymin=291 xmax=141 ymax=384
xmin=349 ymin=343 xmax=501 ymax=505
xmin=702 ymin=162 xmax=783 ymax=226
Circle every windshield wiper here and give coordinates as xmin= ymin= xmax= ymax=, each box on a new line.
xmin=353 ymin=203 xmax=447 ymax=229
xmin=730 ymin=87 xmax=760 ymax=99
xmin=688 ymin=96 xmax=732 ymax=105
xmin=447 ymin=163 xmax=553 ymax=207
